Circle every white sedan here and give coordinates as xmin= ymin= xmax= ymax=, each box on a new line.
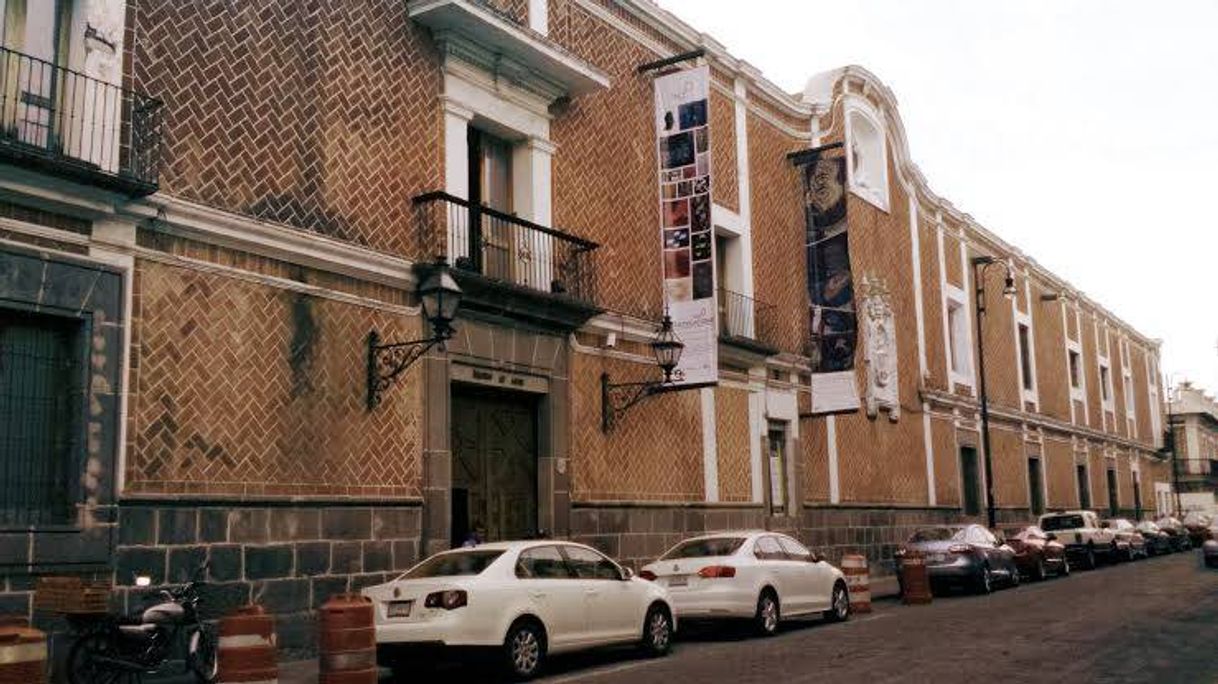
xmin=640 ymin=531 xmax=849 ymax=635
xmin=362 ymin=540 xmax=675 ymax=680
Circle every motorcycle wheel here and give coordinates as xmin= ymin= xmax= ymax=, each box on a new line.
xmin=189 ymin=624 xmax=220 ymax=683
xmin=67 ymin=632 xmax=126 ymax=684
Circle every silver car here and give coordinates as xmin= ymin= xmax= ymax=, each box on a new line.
xmin=897 ymin=524 xmax=1020 ymax=595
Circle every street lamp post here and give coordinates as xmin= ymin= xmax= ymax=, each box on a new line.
xmin=1164 ymin=375 xmax=1183 ymax=516
xmin=971 ymin=255 xmax=1017 ymax=530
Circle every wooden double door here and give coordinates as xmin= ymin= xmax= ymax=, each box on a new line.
xmin=450 ymin=388 xmax=539 ymax=546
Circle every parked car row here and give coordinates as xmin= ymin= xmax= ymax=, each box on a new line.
xmin=896 ymin=510 xmax=1201 ymax=597
xmin=363 ymin=531 xmax=849 ymax=680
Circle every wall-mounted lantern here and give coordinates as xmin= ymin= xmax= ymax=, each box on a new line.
xmin=367 ymin=257 xmax=462 ymax=410
xmin=601 ymin=314 xmax=686 ymax=431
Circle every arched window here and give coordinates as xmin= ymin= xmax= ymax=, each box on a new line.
xmin=846 ymin=107 xmax=889 ymax=210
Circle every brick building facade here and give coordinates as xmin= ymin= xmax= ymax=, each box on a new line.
xmin=0 ymin=0 xmax=1172 ymax=662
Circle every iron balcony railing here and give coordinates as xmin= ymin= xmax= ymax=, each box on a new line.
xmin=414 ymin=191 xmax=599 ymax=303
xmin=0 ymin=46 xmax=163 ymax=195
xmin=718 ymin=287 xmax=778 ymax=349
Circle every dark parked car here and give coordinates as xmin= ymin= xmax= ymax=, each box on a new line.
xmin=1182 ymin=512 xmax=1214 ymax=546
xmin=1156 ymin=516 xmax=1193 ymax=552
xmin=1004 ymin=526 xmax=1069 ymax=580
xmin=1103 ymin=518 xmax=1147 ymax=561
xmin=1135 ymin=521 xmax=1172 ymax=556
xmin=897 ymin=524 xmax=1020 ymax=595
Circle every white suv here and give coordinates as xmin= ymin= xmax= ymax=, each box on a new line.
xmin=1038 ymin=510 xmax=1118 ymax=570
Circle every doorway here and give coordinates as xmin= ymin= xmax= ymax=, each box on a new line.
xmin=450 ymin=387 xmax=539 ymax=547
xmin=960 ymin=446 xmax=980 ymax=516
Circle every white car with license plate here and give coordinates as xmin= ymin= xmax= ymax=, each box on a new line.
xmin=362 ymin=540 xmax=675 ymax=681
xmin=639 ymin=531 xmax=850 ymax=636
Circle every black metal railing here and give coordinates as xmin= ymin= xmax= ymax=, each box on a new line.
xmin=0 ymin=46 xmax=163 ymax=195
xmin=414 ymin=191 xmax=599 ymax=303
xmin=718 ymin=287 xmax=778 ymax=347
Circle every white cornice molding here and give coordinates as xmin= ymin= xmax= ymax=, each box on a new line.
xmin=121 ymin=194 xmax=418 ymax=290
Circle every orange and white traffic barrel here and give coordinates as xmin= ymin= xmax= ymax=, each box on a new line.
xmin=319 ymin=594 xmax=376 ymax=684
xmin=0 ymin=622 xmax=47 ymax=684
xmin=840 ymin=554 xmax=872 ymax=614
xmin=218 ymin=604 xmax=278 ymax=684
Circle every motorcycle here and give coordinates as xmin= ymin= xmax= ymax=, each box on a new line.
xmin=66 ymin=563 xmax=218 ymax=684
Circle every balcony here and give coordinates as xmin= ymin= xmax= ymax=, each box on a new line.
xmin=718 ymin=288 xmax=779 ymax=357
xmin=414 ymin=191 xmax=601 ymax=329
xmin=0 ymin=46 xmax=163 ymax=197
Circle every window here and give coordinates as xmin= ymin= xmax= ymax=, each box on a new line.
xmin=947 ymin=299 xmax=971 ymax=376
xmin=1100 ymin=365 xmax=1112 ymax=402
xmin=0 ymin=0 xmax=74 ymax=149
xmin=1106 ymin=468 xmax=1119 ymax=516
xmin=1018 ymin=323 xmax=1033 ymax=391
xmin=1027 ymin=457 xmax=1045 ymax=515
xmin=1076 ymin=464 xmax=1091 ymax=509
xmin=1123 ymin=371 xmax=1135 ymax=414
xmin=1133 ymin=472 xmax=1143 ymax=519
xmin=404 ymin=549 xmax=504 ymax=578
xmin=1 ymin=309 xmax=85 ymax=527
xmin=767 ymin=423 xmax=788 ymax=513
xmin=1068 ymin=350 xmax=1081 ymax=389
xmin=561 ymin=545 xmax=622 ymax=580
xmin=660 ymin=537 xmax=746 ymax=560
xmin=776 ymin=536 xmax=813 ymax=562
xmin=515 ymin=545 xmax=571 ymax=579
xmin=753 ymin=536 xmax=785 ymax=561
xmin=846 ymin=108 xmax=888 ymax=210
xmin=960 ymin=447 xmax=981 ymax=516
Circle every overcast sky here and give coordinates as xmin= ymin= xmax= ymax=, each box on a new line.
xmin=657 ymin=0 xmax=1218 ymax=393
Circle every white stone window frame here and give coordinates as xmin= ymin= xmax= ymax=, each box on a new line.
xmin=944 ymin=284 xmax=975 ymax=390
xmin=1147 ymin=352 xmax=1163 ymax=449
xmin=843 ymin=98 xmax=890 ymax=213
xmin=1011 ymin=277 xmax=1038 ymax=410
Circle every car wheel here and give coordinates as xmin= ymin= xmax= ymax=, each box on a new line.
xmin=1008 ymin=562 xmax=1021 ymax=588
xmin=754 ymin=590 xmax=780 ymax=636
xmin=1032 ymin=557 xmax=1046 ymax=582
xmin=1059 ymin=556 xmax=1071 ymax=577
xmin=823 ymin=581 xmax=850 ymax=623
xmin=503 ymin=619 xmax=546 ymax=681
xmin=640 ymin=605 xmax=672 ymax=657
xmin=1084 ymin=545 xmax=1097 ymax=570
xmin=1125 ymin=545 xmax=1136 ymax=562
xmin=975 ymin=565 xmax=993 ymax=595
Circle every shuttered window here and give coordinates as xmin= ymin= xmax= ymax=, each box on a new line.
xmin=0 ymin=308 xmax=84 ymax=526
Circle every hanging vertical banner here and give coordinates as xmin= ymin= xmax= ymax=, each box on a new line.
xmin=654 ymin=65 xmax=716 ymax=387
xmin=803 ymin=155 xmax=861 ymax=413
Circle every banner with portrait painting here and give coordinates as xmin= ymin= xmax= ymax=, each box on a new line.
xmin=802 ymin=155 xmax=861 ymax=413
xmin=654 ymin=65 xmax=716 ymax=387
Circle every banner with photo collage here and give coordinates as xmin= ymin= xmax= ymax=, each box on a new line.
xmin=802 ymin=155 xmax=861 ymax=413
xmin=654 ymin=65 xmax=716 ymax=388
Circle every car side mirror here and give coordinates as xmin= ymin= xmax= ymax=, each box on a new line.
xmin=809 ymin=553 xmax=821 ymax=563
xmin=621 ymin=567 xmax=634 ymax=581
xmin=1046 ymin=533 xmax=1057 ymax=541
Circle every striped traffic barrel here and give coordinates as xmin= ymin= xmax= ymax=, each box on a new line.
xmin=0 ymin=621 xmax=46 ymax=684
xmin=218 ymin=604 xmax=278 ymax=684
xmin=898 ymin=550 xmax=934 ymax=605
xmin=319 ymin=594 xmax=376 ymax=684
xmin=840 ymin=554 xmax=872 ymax=614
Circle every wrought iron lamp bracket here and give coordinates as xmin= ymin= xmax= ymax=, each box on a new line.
xmin=366 ymin=330 xmax=445 ymax=411
xmin=601 ymin=372 xmax=679 ymax=432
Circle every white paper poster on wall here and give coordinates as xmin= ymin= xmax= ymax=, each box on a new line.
xmin=654 ymin=65 xmax=717 ymax=387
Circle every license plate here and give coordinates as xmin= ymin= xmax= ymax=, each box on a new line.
xmin=928 ymin=553 xmax=947 ymax=563
xmin=387 ymin=601 xmax=413 ymax=618
xmin=668 ymin=576 xmax=688 ymax=587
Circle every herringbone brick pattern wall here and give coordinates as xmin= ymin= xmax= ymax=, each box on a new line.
xmin=834 ymin=412 xmax=926 ymax=505
xmin=714 ymin=386 xmax=751 ymax=502
xmin=549 ymin=0 xmax=664 ymax=320
xmin=1083 ymin=316 xmax=1103 ymax=428
xmin=710 ymin=91 xmax=738 ymax=212
xmin=127 ymin=259 xmax=422 ymax=498
xmin=802 ymin=418 xmax=830 ymax=502
xmin=1130 ymin=348 xmax=1152 ymax=446
xmin=131 ymin=0 xmax=443 ymax=256
xmin=975 ymin=255 xmax=1021 ymax=410
xmin=1044 ymin=438 xmax=1076 ymax=508
xmin=479 ymin=0 xmax=529 ymax=25
xmin=919 ymin=210 xmax=947 ymax=391
xmin=988 ymin=428 xmax=1026 ymax=507
xmin=747 ymin=112 xmax=806 ymax=354
xmin=1118 ymin=454 xmax=1135 ymax=511
xmin=931 ymin=417 xmax=960 ymax=506
xmin=1034 ymin=289 xmax=1070 ymax=422
xmin=569 ymin=349 xmax=703 ymax=501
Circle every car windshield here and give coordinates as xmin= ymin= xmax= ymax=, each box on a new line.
xmin=661 ymin=537 xmax=747 ymax=559
xmin=401 ymin=550 xmax=504 ymax=579
xmin=1137 ymin=522 xmax=1159 ymax=532
xmin=1041 ymin=515 xmax=1085 ymax=531
xmin=908 ymin=527 xmax=964 ymax=542
xmin=1010 ymin=528 xmax=1039 ymax=541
